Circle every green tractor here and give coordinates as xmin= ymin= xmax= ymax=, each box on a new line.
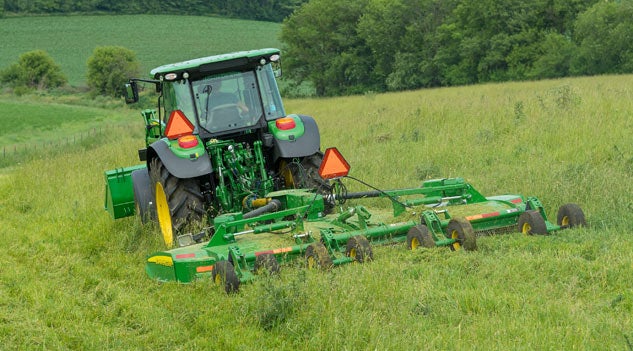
xmin=105 ymin=48 xmax=330 ymax=247
xmin=104 ymin=49 xmax=586 ymax=293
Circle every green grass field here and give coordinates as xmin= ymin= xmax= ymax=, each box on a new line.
xmin=1 ymin=72 xmax=632 ymax=349
xmin=0 ymin=15 xmax=281 ymax=86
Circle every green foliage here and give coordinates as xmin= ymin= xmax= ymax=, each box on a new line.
xmin=571 ymin=1 xmax=633 ymax=75
xmin=0 ymin=50 xmax=67 ymax=92
xmin=86 ymin=46 xmax=140 ymax=98
xmin=281 ymin=0 xmax=374 ymax=96
xmin=281 ymin=0 xmax=628 ymax=96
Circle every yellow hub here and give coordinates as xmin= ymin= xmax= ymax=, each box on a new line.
xmin=450 ymin=230 xmax=462 ymax=250
xmin=411 ymin=237 xmax=420 ymax=250
xmin=561 ymin=216 xmax=569 ymax=227
xmin=280 ymin=160 xmax=296 ymax=188
xmin=155 ymin=182 xmax=174 ymax=248
xmin=349 ymin=248 xmax=357 ymax=262
xmin=521 ymin=222 xmax=531 ymax=235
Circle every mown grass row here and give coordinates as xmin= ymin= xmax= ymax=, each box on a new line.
xmin=1 ymin=74 xmax=632 ymax=349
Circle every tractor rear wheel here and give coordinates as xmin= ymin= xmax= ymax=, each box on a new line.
xmin=150 ymin=158 xmax=205 ymax=248
xmin=305 ymin=242 xmax=333 ymax=270
xmin=518 ymin=210 xmax=548 ymax=235
xmin=345 ymin=235 xmax=373 ymax=263
xmin=407 ymin=225 xmax=436 ymax=250
xmin=212 ymin=260 xmax=240 ymax=294
xmin=446 ymin=218 xmax=477 ymax=251
xmin=557 ymin=204 xmax=586 ymax=228
xmin=282 ymin=153 xmax=332 ymax=210
xmin=254 ymin=253 xmax=280 ymax=275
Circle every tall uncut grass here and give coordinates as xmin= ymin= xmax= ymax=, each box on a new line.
xmin=1 ymin=74 xmax=632 ymax=350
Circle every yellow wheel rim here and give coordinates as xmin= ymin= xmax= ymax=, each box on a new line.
xmin=561 ymin=216 xmax=569 ymax=227
xmin=280 ymin=160 xmax=296 ymax=188
xmin=522 ymin=222 xmax=531 ymax=235
xmin=349 ymin=248 xmax=357 ymax=262
xmin=451 ymin=230 xmax=461 ymax=250
xmin=214 ymin=273 xmax=222 ymax=286
xmin=411 ymin=237 xmax=420 ymax=250
xmin=155 ymin=182 xmax=174 ymax=248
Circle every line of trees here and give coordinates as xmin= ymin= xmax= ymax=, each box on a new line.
xmin=0 ymin=47 xmax=139 ymax=97
xmin=2 ymin=0 xmax=307 ymax=22
xmin=281 ymin=0 xmax=633 ymax=96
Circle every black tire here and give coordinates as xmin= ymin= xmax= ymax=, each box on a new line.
xmin=283 ymin=152 xmax=333 ymax=211
xmin=406 ymin=225 xmax=436 ymax=250
xmin=557 ymin=203 xmax=586 ymax=229
xmin=517 ymin=210 xmax=548 ymax=235
xmin=149 ymin=158 xmax=205 ymax=248
xmin=446 ymin=218 xmax=477 ymax=251
xmin=131 ymin=168 xmax=156 ymax=224
xmin=305 ymin=242 xmax=333 ymax=270
xmin=254 ymin=253 xmax=280 ymax=275
xmin=345 ymin=235 xmax=373 ymax=263
xmin=212 ymin=260 xmax=240 ymax=294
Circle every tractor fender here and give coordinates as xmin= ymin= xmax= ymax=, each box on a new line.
xmin=273 ymin=114 xmax=320 ymax=160
xmin=147 ymin=139 xmax=212 ymax=179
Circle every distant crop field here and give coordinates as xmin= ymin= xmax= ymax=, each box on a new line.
xmin=0 ymin=15 xmax=281 ymax=86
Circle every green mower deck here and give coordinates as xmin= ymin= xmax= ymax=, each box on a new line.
xmin=144 ymin=174 xmax=585 ymax=293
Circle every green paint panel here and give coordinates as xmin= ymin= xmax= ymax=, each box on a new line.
xmin=104 ymin=164 xmax=146 ymax=219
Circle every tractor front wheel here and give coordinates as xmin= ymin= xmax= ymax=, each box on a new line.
xmin=150 ymin=158 xmax=205 ymax=248
xmin=557 ymin=204 xmax=586 ymax=229
xmin=446 ymin=218 xmax=477 ymax=251
xmin=518 ymin=210 xmax=548 ymax=235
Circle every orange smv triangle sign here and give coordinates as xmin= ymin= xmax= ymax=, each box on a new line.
xmin=318 ymin=147 xmax=350 ymax=180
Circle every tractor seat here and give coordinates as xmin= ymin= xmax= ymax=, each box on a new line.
xmin=208 ymin=104 xmax=244 ymax=131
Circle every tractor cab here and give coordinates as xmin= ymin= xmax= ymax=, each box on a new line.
xmin=125 ymin=48 xmax=286 ymax=140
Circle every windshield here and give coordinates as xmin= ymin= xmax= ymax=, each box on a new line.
xmin=162 ymin=65 xmax=286 ymax=136
xmin=192 ymin=71 xmax=262 ymax=133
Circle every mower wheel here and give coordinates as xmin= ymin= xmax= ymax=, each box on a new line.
xmin=407 ymin=225 xmax=436 ymax=250
xmin=150 ymin=158 xmax=205 ymax=248
xmin=254 ymin=253 xmax=280 ymax=275
xmin=305 ymin=242 xmax=333 ymax=270
xmin=212 ymin=260 xmax=240 ymax=294
xmin=446 ymin=218 xmax=477 ymax=251
xmin=557 ymin=204 xmax=586 ymax=229
xmin=518 ymin=210 xmax=548 ymax=235
xmin=132 ymin=168 xmax=156 ymax=224
xmin=345 ymin=235 xmax=373 ymax=263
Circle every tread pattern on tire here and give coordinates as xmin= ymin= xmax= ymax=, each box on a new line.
xmin=150 ymin=158 xmax=205 ymax=234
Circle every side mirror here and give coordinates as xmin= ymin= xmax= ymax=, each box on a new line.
xmin=124 ymin=81 xmax=139 ymax=104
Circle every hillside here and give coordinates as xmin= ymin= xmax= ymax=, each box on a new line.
xmin=0 ymin=15 xmax=281 ymax=86
xmin=1 ymin=74 xmax=632 ymax=349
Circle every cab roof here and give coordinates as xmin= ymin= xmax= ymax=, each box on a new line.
xmin=150 ymin=48 xmax=280 ymax=80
